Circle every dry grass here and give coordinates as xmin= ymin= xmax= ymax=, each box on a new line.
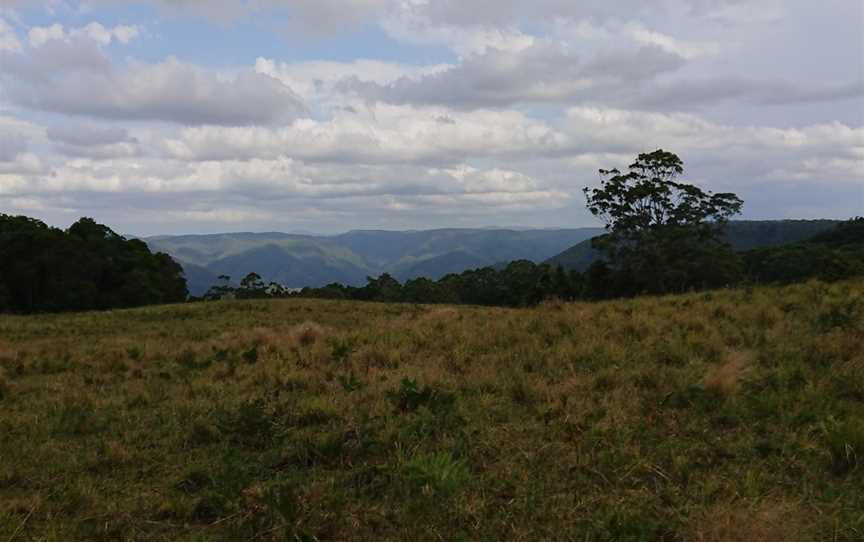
xmin=0 ymin=280 xmax=862 ymax=540
xmin=704 ymin=350 xmax=752 ymax=396
xmin=690 ymin=499 xmax=815 ymax=542
xmin=291 ymin=321 xmax=326 ymax=346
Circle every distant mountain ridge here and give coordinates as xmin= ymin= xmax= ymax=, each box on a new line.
xmin=145 ymin=227 xmax=605 ymax=295
xmin=545 ymin=219 xmax=842 ymax=271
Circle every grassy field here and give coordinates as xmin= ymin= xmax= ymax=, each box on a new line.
xmin=0 ymin=280 xmax=862 ymax=541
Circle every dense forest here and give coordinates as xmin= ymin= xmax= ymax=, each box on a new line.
xmin=0 ymin=215 xmax=187 ymax=313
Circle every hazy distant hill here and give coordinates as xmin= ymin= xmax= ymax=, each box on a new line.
xmin=545 ymin=219 xmax=841 ymax=271
xmin=146 ymin=228 xmax=604 ymax=295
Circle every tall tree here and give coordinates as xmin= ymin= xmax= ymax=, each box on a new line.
xmin=583 ymin=150 xmax=744 ymax=296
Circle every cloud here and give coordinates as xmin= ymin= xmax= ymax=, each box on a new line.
xmin=252 ymin=56 xmax=450 ymax=105
xmin=28 ymin=21 xmax=140 ymax=47
xmin=0 ymin=16 xmax=21 ymax=51
xmin=339 ymin=41 xmax=685 ymax=108
xmin=159 ymin=103 xmax=565 ymax=164
xmin=637 ymin=77 xmax=864 ymax=108
xmin=625 ymin=23 xmax=720 ymax=59
xmin=1 ymin=43 xmax=308 ymax=125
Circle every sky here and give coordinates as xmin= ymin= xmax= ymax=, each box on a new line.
xmin=0 ymin=0 xmax=862 ymax=236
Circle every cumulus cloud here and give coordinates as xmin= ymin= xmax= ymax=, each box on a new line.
xmin=1 ymin=41 xmax=308 ymax=125
xmin=339 ymin=40 xmax=685 ymax=108
xmin=159 ymin=103 xmax=565 ymax=164
xmin=0 ymin=0 xmax=859 ymax=233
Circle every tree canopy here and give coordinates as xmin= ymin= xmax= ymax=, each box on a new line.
xmin=0 ymin=215 xmax=187 ymax=313
xmin=583 ymin=150 xmax=744 ymax=296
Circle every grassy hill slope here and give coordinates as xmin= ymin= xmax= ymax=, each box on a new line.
xmin=1 ymin=280 xmax=862 ymax=540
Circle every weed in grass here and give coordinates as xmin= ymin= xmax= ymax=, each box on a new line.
xmin=386 ymin=378 xmax=455 ymax=414
xmin=337 ymin=372 xmax=363 ymax=392
xmin=400 ymin=452 xmax=470 ymax=498
xmin=329 ymin=337 xmax=355 ymax=363
xmin=242 ymin=344 xmax=259 ymax=364
xmin=823 ymin=417 xmax=864 ymax=476
xmin=215 ymin=399 xmax=276 ymax=449
xmin=126 ymin=345 xmax=144 ymax=361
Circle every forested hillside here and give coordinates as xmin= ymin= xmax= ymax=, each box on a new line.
xmin=146 ymin=228 xmax=603 ymax=295
xmin=0 ymin=215 xmax=187 ymax=314
xmin=546 ymin=219 xmax=840 ymax=271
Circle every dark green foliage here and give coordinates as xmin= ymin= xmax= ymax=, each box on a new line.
xmin=583 ymin=150 xmax=744 ymax=296
xmin=0 ymin=215 xmax=187 ymax=313
xmin=744 ymin=217 xmax=864 ymax=285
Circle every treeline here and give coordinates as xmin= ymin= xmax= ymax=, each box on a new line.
xmin=0 ymin=215 xmax=187 ymax=313
xmin=217 ymin=217 xmax=862 ymax=307
xmin=299 ymin=260 xmax=583 ymax=306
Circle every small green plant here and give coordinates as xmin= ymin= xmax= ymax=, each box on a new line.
xmin=329 ymin=337 xmax=355 ymax=363
xmin=126 ymin=346 xmax=144 ymax=361
xmin=401 ymin=452 xmax=471 ymax=497
xmin=822 ymin=417 xmax=864 ymax=476
xmin=215 ymin=399 xmax=275 ymax=449
xmin=386 ymin=378 xmax=454 ymax=414
xmin=242 ymin=345 xmax=259 ymax=364
xmin=337 ymin=372 xmax=363 ymax=392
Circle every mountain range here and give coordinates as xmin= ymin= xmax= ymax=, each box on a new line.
xmin=146 ymin=220 xmax=841 ymax=296
xmin=145 ymin=228 xmax=604 ymax=295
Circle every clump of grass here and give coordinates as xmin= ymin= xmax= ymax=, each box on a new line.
xmin=704 ymin=350 xmax=752 ymax=397
xmin=125 ymin=345 xmax=144 ymax=361
xmin=386 ymin=378 xmax=455 ymax=414
xmin=401 ymin=452 xmax=470 ymax=497
xmin=822 ymin=417 xmax=864 ymax=476
xmin=293 ymin=321 xmax=325 ymax=346
xmin=214 ymin=399 xmax=276 ymax=449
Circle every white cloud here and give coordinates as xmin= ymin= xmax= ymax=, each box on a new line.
xmin=27 ymin=21 xmax=140 ymax=47
xmin=0 ymin=16 xmax=22 ymax=51
xmin=160 ymin=103 xmax=564 ymax=163
xmin=2 ymin=48 xmax=308 ymax=125
xmin=625 ymin=23 xmax=720 ymax=59
xmin=340 ymin=39 xmax=685 ymax=108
